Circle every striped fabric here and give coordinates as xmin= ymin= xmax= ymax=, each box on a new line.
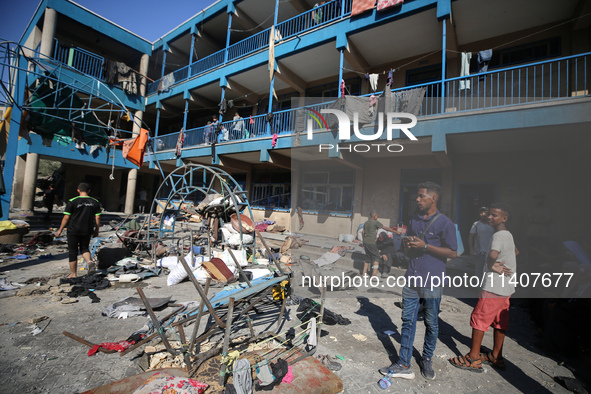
xmin=351 ymin=0 xmax=375 ymax=16
xmin=377 ymin=0 xmax=403 ymax=12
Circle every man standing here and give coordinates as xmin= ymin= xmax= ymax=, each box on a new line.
xmin=56 ymin=183 xmax=101 ymax=278
xmin=379 ymin=181 xmax=457 ymax=380
xmin=469 ymin=207 xmax=494 ymax=277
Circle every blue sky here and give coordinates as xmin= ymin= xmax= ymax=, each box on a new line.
xmin=0 ymin=0 xmax=217 ymax=43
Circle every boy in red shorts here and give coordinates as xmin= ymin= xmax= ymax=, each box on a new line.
xmin=449 ymin=203 xmax=518 ymax=372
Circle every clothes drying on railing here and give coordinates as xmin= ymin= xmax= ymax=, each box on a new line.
xmin=103 ymin=60 xmax=137 ymax=95
xmin=478 ymin=49 xmax=493 ymax=75
xmin=381 ymin=85 xmax=426 ymax=116
xmin=460 ymin=52 xmax=472 ymax=90
xmin=157 ymin=72 xmax=175 ymax=93
xmin=351 ymin=0 xmax=375 ymax=16
xmin=377 ymin=0 xmax=403 ymax=12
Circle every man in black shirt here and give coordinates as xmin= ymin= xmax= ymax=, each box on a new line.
xmin=56 ymin=183 xmax=101 ymax=278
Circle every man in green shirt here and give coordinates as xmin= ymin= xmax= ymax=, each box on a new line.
xmin=362 ymin=210 xmax=398 ymax=277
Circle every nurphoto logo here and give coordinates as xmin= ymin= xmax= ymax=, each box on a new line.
xmin=304 ymin=109 xmax=418 ymax=153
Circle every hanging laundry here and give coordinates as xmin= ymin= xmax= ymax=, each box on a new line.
xmin=377 ymin=0 xmax=403 ymax=12
xmin=219 ymin=98 xmax=228 ymax=115
xmin=272 ymin=133 xmax=278 ymax=148
xmin=249 ymin=115 xmax=255 ymax=124
xmin=351 ymin=0 xmax=376 ymax=16
xmin=116 ymin=62 xmax=138 ymax=95
xmin=122 ymin=128 xmax=149 ymax=168
xmin=478 ymin=49 xmax=493 ymax=75
xmin=340 ymin=79 xmax=345 ymax=97
xmin=175 ymin=130 xmax=184 ymax=157
xmin=103 ymin=60 xmax=118 ymax=85
xmin=365 ymin=72 xmax=370 ymax=81
xmin=369 ymin=73 xmax=379 ymax=92
xmin=387 ymin=69 xmax=393 ymax=85
xmin=460 ymin=52 xmax=472 ymax=90
xmin=369 ymin=94 xmax=378 ymax=107
xmin=157 ymin=72 xmax=175 ymax=93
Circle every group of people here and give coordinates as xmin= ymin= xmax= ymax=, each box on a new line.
xmin=362 ymin=181 xmax=518 ymax=380
xmin=203 ymin=113 xmax=248 ymax=145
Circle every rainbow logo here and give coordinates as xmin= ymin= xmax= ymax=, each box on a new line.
xmin=304 ymin=109 xmax=328 ymax=131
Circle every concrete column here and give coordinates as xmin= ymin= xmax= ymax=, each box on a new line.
xmin=125 ymin=169 xmax=138 ymax=214
xmin=138 ymin=53 xmax=149 ymax=97
xmin=21 ymin=153 xmax=40 ymax=211
xmin=9 ymin=155 xmax=26 ymax=209
xmin=39 ymin=8 xmax=57 ymax=58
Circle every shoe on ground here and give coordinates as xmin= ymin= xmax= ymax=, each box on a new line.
xmin=381 ymin=272 xmax=389 ymax=278
xmin=378 ymin=363 xmax=415 ymax=379
xmin=420 ymin=357 xmax=436 ymax=380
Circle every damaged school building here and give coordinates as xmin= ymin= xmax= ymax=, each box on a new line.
xmin=1 ymin=0 xmax=591 ymax=250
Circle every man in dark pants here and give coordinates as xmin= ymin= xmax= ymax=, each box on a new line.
xmin=56 ymin=182 xmax=101 ymax=278
xmin=379 ymin=181 xmax=457 ymax=381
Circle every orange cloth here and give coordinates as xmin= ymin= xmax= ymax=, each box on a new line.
xmin=122 ymin=128 xmax=149 ymax=167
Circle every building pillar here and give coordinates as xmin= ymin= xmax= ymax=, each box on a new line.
xmin=123 ymin=53 xmax=149 ymax=213
xmin=125 ymin=169 xmax=138 ymax=214
xmin=16 ymin=9 xmax=57 ymax=213
xmin=21 ymin=153 xmax=40 ymax=211
xmin=39 ymin=8 xmax=57 ymax=58
xmin=9 ymin=155 xmax=26 ymax=210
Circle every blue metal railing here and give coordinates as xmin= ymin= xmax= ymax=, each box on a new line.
xmin=152 ymin=52 xmax=590 ymax=153
xmin=444 ymin=52 xmax=589 ymax=113
xmin=53 ymin=40 xmax=104 ymax=80
xmin=276 ymin=0 xmax=344 ymax=41
xmin=227 ymin=28 xmax=271 ymax=62
xmin=154 ymin=131 xmax=181 ymax=152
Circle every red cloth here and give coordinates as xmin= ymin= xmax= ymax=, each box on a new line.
xmin=250 ymin=115 xmax=255 ymax=124
xmin=87 ymin=340 xmax=134 ymax=356
xmin=377 ymin=0 xmax=403 ymax=12
xmin=470 ymin=290 xmax=511 ymax=332
xmin=351 ymin=0 xmax=375 ymax=16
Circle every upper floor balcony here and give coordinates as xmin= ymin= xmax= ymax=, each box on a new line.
xmin=146 ymin=0 xmax=353 ymax=96
xmin=152 ymin=51 xmax=590 ymax=155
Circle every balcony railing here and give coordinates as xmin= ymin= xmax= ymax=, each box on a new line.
xmin=227 ymin=28 xmax=271 ymax=62
xmin=444 ymin=53 xmax=589 ymax=113
xmin=146 ymin=0 xmax=353 ymax=96
xmin=276 ymin=0 xmax=347 ymax=41
xmin=152 ymin=52 xmax=590 ymax=154
xmin=53 ymin=40 xmax=104 ymax=80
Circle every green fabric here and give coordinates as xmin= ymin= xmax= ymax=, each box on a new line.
xmin=27 ymin=75 xmax=109 ymax=146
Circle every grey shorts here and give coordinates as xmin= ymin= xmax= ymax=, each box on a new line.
xmin=364 ymin=243 xmax=380 ymax=264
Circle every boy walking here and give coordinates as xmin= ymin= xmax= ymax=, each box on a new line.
xmin=362 ymin=210 xmax=397 ymax=277
xmin=449 ymin=203 xmax=518 ymax=372
xmin=56 ymin=183 xmax=101 ymax=278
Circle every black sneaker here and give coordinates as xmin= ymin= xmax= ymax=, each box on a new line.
xmin=420 ymin=357 xmax=436 ymax=380
xmin=378 ymin=363 xmax=415 ymax=379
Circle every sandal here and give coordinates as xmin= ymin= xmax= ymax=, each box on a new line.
xmin=449 ymin=354 xmax=483 ymax=373
xmin=481 ymin=352 xmax=506 ymax=371
xmin=317 ymin=354 xmax=342 ymax=371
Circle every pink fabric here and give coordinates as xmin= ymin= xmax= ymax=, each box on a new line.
xmin=377 ymin=0 xmax=403 ymax=12
xmin=281 ymin=366 xmax=294 ymax=384
xmin=351 ymin=0 xmax=375 ymax=16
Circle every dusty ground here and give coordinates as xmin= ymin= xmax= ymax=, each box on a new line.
xmin=0 ymin=209 xmax=589 ymax=393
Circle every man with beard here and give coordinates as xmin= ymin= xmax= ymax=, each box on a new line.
xmin=379 ymin=181 xmax=457 ymax=381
